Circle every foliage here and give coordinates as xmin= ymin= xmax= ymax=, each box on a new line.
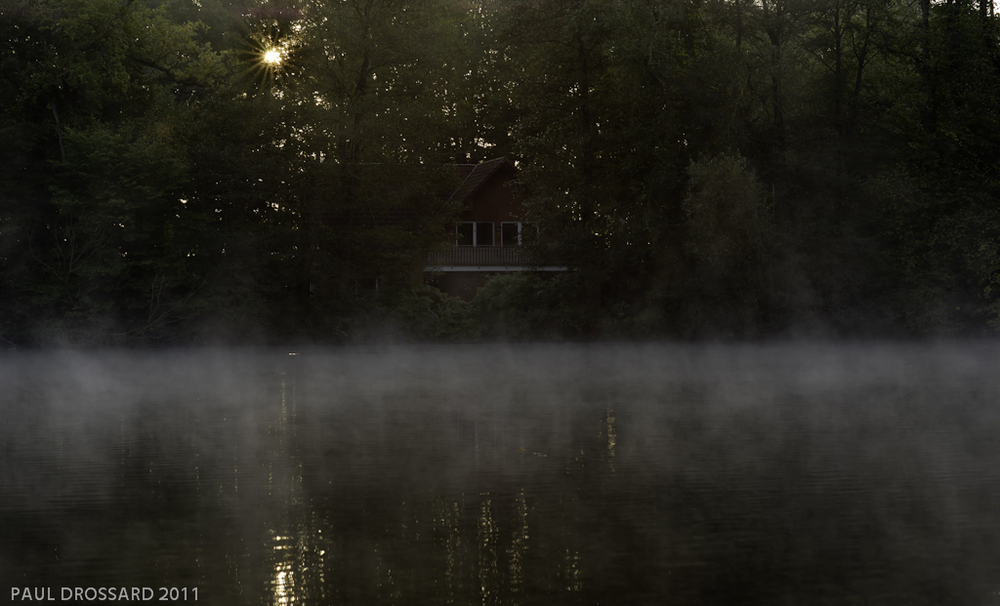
xmin=0 ymin=0 xmax=230 ymax=344
xmin=874 ymin=0 xmax=1000 ymax=333
xmin=680 ymin=152 xmax=774 ymax=335
xmin=3 ymin=0 xmax=1000 ymax=344
xmin=365 ymin=283 xmax=475 ymax=342
xmin=469 ymin=272 xmax=587 ymax=340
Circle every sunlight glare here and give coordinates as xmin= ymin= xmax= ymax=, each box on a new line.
xmin=264 ymin=49 xmax=282 ymax=65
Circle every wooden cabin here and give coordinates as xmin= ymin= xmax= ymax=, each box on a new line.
xmin=425 ymin=157 xmax=566 ymax=300
xmin=306 ymin=156 xmax=564 ymax=301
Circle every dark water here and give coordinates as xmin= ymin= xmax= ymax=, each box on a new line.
xmin=3 ymin=344 xmax=1000 ymax=605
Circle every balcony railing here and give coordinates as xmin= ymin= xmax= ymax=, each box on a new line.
xmin=427 ymin=246 xmax=528 ymax=267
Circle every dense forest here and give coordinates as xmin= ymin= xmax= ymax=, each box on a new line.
xmin=1 ymin=0 xmax=999 ymax=345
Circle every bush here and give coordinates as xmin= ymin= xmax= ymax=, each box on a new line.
xmin=470 ymin=272 xmax=586 ymax=340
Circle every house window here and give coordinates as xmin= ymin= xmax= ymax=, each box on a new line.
xmin=457 ymin=222 xmax=474 ymax=246
xmin=457 ymin=221 xmax=497 ymax=246
xmin=476 ymin=222 xmax=494 ymax=246
xmin=501 ymin=222 xmax=520 ymax=246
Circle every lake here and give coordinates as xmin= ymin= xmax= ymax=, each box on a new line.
xmin=3 ymin=343 xmax=1000 ymax=605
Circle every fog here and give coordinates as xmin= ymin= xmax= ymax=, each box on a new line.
xmin=3 ymin=342 xmax=1000 ymax=604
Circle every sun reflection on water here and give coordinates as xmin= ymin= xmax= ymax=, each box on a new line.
xmin=267 ymin=377 xmax=312 ymax=606
xmin=606 ymin=402 xmax=617 ymax=473
xmin=272 ymin=558 xmax=295 ymax=605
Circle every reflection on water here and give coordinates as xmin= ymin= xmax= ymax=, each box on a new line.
xmin=4 ymin=344 xmax=1000 ymax=604
xmin=604 ymin=403 xmax=616 ymax=474
xmin=268 ymin=375 xmax=305 ymax=606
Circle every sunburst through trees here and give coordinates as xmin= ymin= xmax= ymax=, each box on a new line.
xmin=263 ymin=48 xmax=282 ymax=65
xmin=241 ymin=13 xmax=301 ymax=89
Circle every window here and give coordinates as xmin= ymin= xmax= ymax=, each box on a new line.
xmin=476 ymin=222 xmax=494 ymax=246
xmin=457 ymin=221 xmax=497 ymax=246
xmin=457 ymin=222 xmax=474 ymax=246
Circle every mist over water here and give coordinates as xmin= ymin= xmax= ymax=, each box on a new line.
xmin=3 ymin=343 xmax=1000 ymax=605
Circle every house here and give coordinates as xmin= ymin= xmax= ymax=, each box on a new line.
xmin=306 ymin=156 xmax=564 ymax=301
xmin=425 ymin=157 xmax=566 ymax=300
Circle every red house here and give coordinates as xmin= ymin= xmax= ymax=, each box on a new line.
xmin=426 ymin=157 xmax=565 ymax=300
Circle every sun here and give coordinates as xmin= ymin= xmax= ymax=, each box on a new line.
xmin=240 ymin=21 xmax=302 ymax=89
xmin=263 ymin=48 xmax=282 ymax=66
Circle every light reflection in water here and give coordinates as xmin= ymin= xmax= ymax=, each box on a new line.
xmin=564 ymin=549 xmax=582 ymax=592
xmin=605 ymin=402 xmax=617 ymax=473
xmin=436 ymin=498 xmax=462 ymax=603
xmin=478 ymin=494 xmax=498 ymax=605
xmin=257 ymin=371 xmax=594 ymax=606
xmin=268 ymin=376 xmax=315 ymax=606
xmin=271 ymin=536 xmax=295 ymax=605
xmin=507 ymin=488 xmax=529 ymax=598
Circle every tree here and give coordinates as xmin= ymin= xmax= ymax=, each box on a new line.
xmin=876 ymin=0 xmax=1000 ymax=333
xmin=485 ymin=0 xmax=715 ymax=332
xmin=682 ymin=152 xmax=773 ymax=334
xmin=244 ymin=0 xmax=472 ymax=316
xmin=0 ymin=0 xmax=230 ymax=343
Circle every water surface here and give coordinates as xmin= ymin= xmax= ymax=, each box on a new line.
xmin=3 ymin=344 xmax=1000 ymax=604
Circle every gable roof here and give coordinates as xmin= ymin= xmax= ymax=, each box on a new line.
xmin=449 ymin=157 xmax=517 ymax=203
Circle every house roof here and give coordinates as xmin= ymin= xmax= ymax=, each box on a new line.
xmin=449 ymin=157 xmax=517 ymax=203
xmin=313 ymin=156 xmax=517 ymax=230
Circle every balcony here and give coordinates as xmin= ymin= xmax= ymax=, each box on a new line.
xmin=427 ymin=246 xmax=527 ymax=269
xmin=426 ymin=246 xmax=567 ymax=272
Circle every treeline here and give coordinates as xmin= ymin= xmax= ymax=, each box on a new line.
xmin=1 ymin=0 xmax=999 ymax=345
